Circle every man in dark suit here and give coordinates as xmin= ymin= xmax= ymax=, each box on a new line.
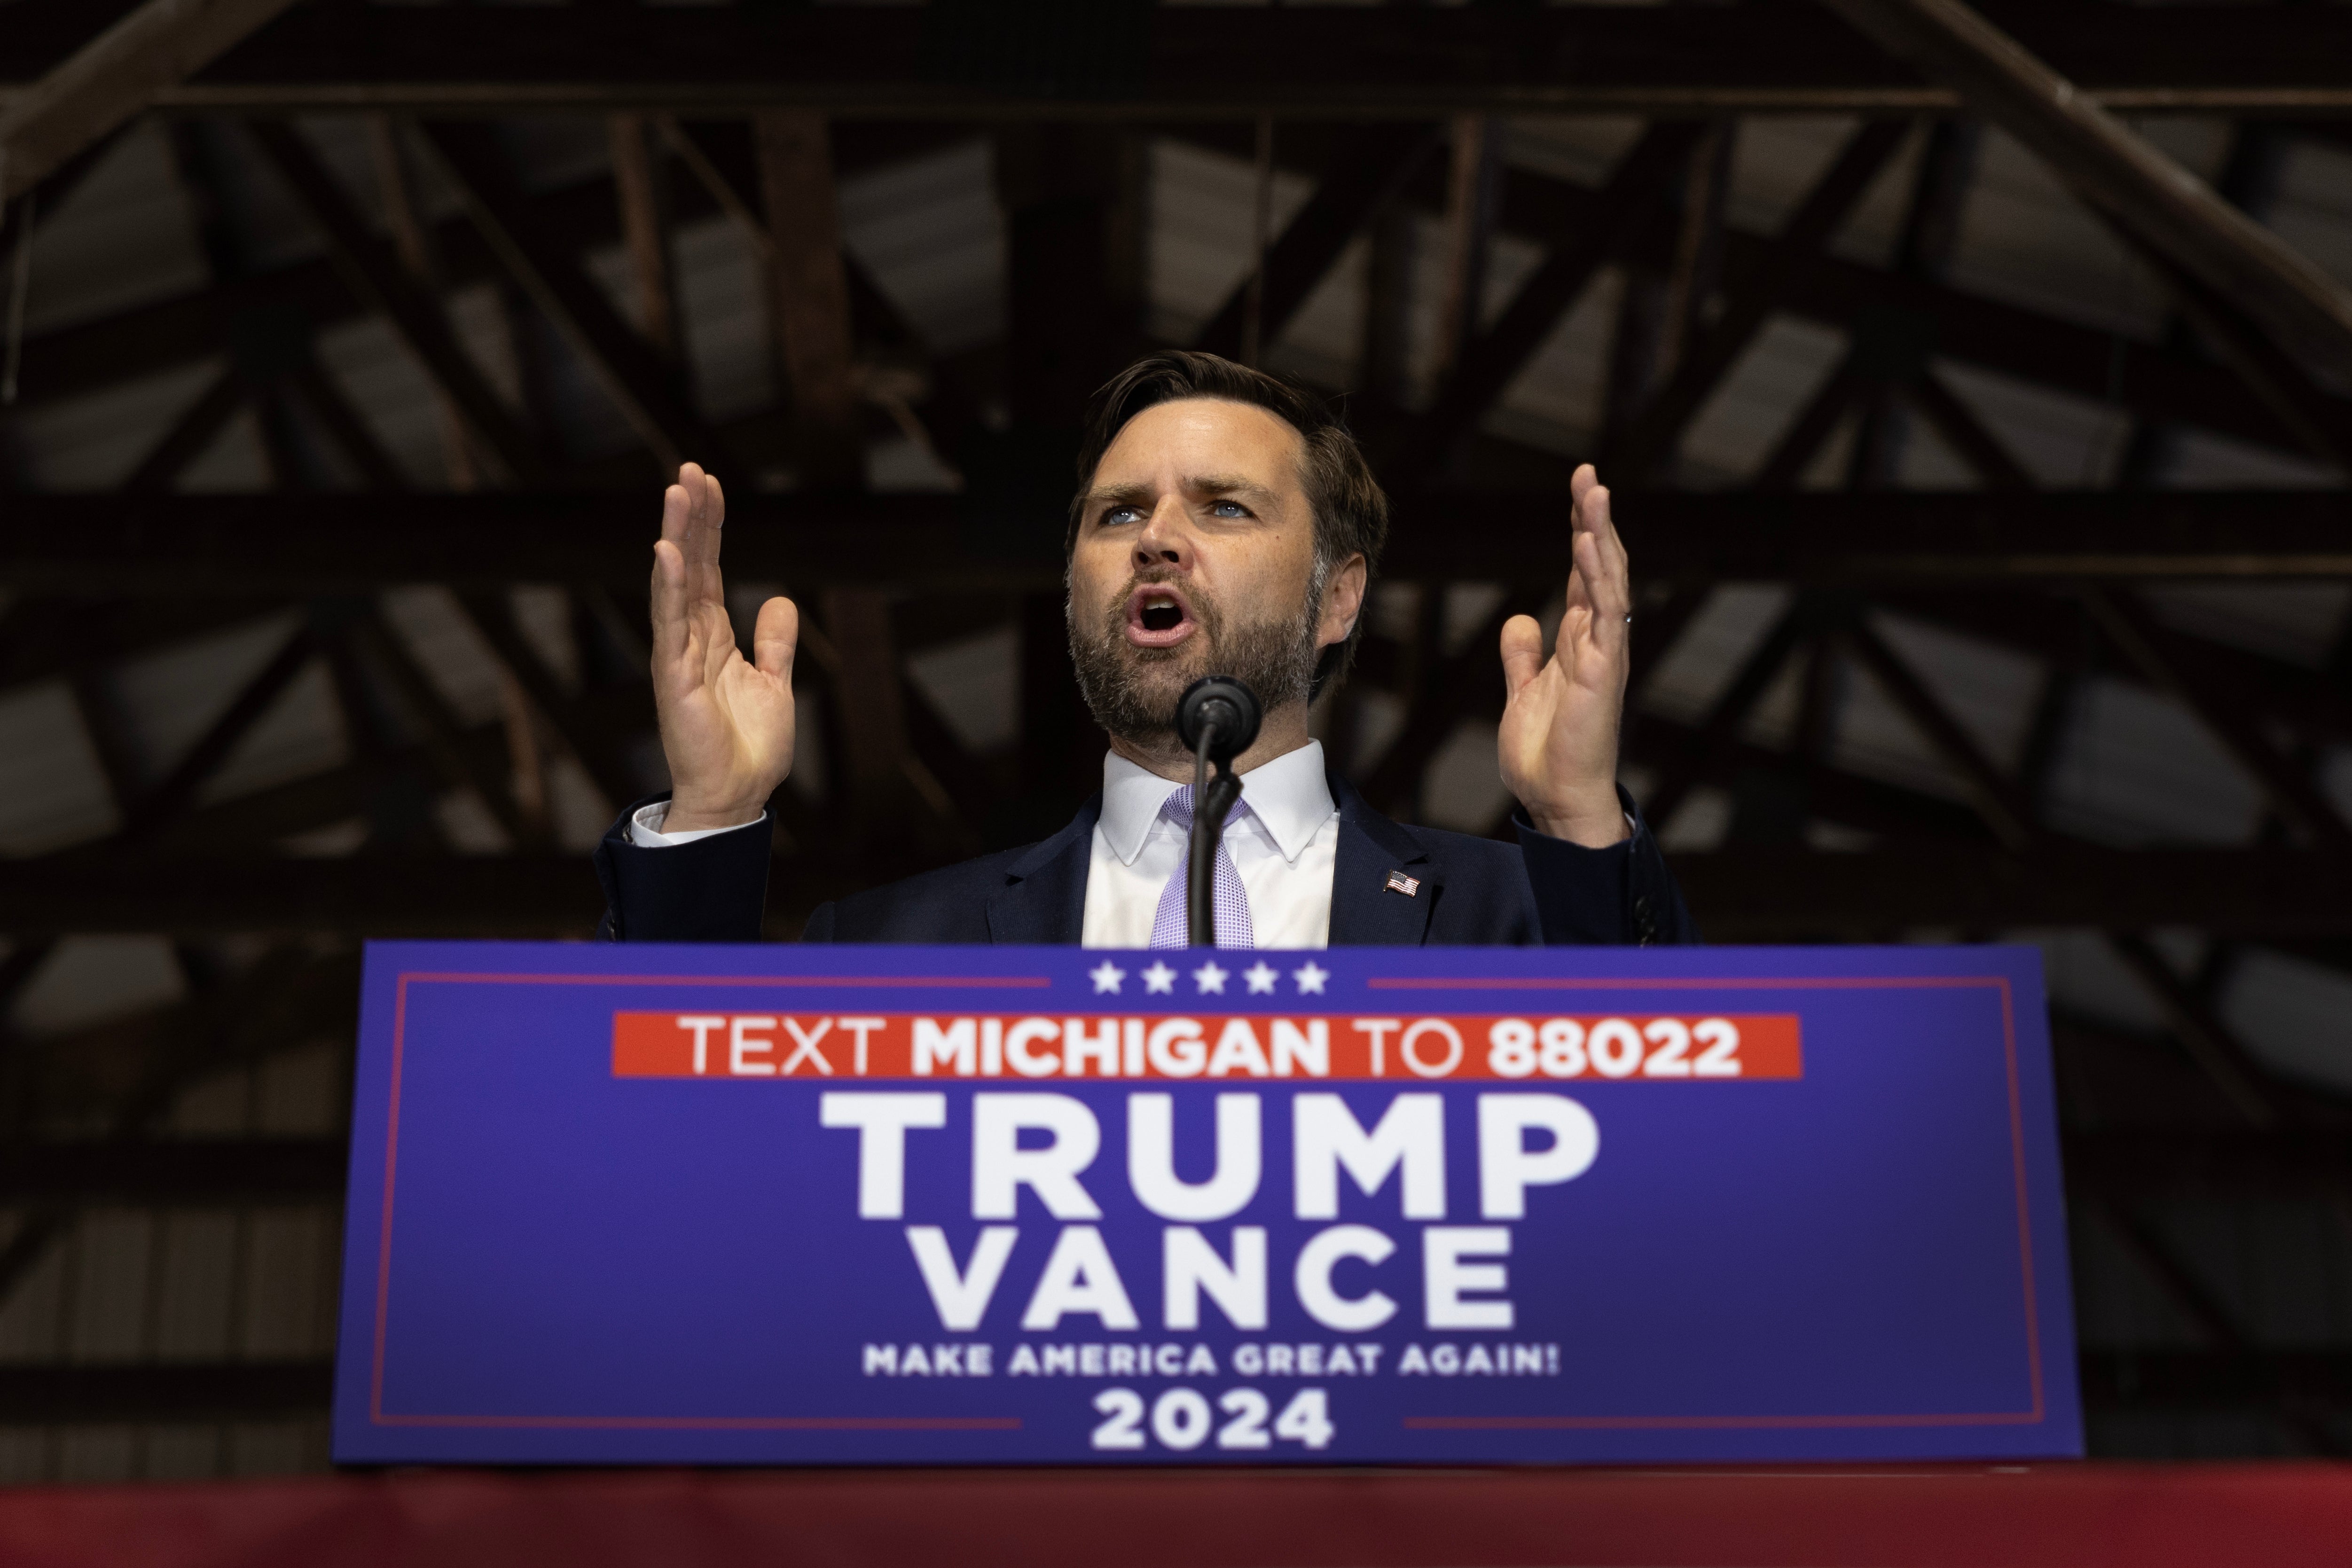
xmin=595 ymin=352 xmax=1694 ymax=949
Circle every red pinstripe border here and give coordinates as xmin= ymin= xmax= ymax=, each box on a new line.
xmin=367 ymin=967 xmax=2050 ymax=1437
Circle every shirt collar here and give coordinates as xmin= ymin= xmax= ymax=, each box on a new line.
xmin=1098 ymin=740 xmax=1336 ymax=868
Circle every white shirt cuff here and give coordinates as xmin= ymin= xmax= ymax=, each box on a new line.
xmin=627 ymin=801 xmax=768 ymax=848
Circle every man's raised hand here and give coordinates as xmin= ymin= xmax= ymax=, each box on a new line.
xmin=650 ymin=463 xmax=799 ymax=832
xmin=1496 ymin=463 xmax=1634 ymax=848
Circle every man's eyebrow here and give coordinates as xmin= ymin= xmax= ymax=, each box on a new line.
xmin=1185 ymin=474 xmax=1280 ymax=504
xmin=1080 ymin=475 xmax=1283 ymax=511
xmin=1082 ymin=482 xmax=1157 ymax=510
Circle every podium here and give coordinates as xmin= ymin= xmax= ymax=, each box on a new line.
xmin=333 ymin=942 xmax=2078 ymax=1465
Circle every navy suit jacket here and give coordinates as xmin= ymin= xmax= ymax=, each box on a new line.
xmin=594 ymin=768 xmax=1697 ymax=948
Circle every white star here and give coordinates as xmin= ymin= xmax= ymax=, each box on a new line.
xmin=1142 ymin=962 xmax=1177 ymax=995
xmin=1192 ymin=961 xmax=1230 ymax=995
xmin=1292 ymin=962 xmax=1330 ymax=996
xmin=1243 ymin=962 xmax=1279 ymax=995
xmin=1089 ymin=961 xmax=1126 ymax=995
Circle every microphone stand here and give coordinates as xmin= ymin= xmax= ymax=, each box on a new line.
xmin=1176 ymin=675 xmax=1262 ymax=948
xmin=1187 ymin=725 xmax=1245 ymax=948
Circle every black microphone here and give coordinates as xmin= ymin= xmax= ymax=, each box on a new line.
xmin=1175 ymin=675 xmax=1262 ymax=766
xmin=1175 ymin=676 xmax=1262 ymax=948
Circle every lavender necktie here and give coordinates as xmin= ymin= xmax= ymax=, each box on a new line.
xmin=1148 ymin=785 xmax=1256 ymax=949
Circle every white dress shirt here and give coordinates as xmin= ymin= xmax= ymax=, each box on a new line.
xmin=627 ymin=801 xmax=755 ymax=848
xmin=627 ymin=740 xmax=1343 ymax=948
xmin=1081 ymin=741 xmax=1339 ymax=949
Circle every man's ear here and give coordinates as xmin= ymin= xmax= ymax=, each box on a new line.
xmin=1317 ymin=554 xmax=1370 ymax=649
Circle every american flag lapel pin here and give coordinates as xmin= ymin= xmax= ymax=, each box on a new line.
xmin=1385 ymin=870 xmax=1420 ymax=897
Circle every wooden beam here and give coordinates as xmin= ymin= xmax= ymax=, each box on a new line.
xmin=1658 ymin=123 xmax=1737 ymax=394
xmin=1899 ymin=368 xmax=2036 ymax=491
xmin=1896 ymin=586 xmax=2352 ymax=768
xmin=0 ymin=940 xmax=353 ymax=1306
xmin=748 ymin=112 xmax=926 ymax=848
xmin=996 ymin=124 xmax=1146 ymax=433
xmin=145 ymin=688 xmax=637 ymax=860
xmin=0 ymin=1138 xmax=344 ymax=1204
xmin=1669 ymin=845 xmax=2352 ymax=939
xmin=754 ymin=110 xmax=861 ymax=486
xmin=1195 ymin=123 xmax=1436 ymax=363
xmin=655 ymin=115 xmax=980 ymax=467
xmin=119 ymin=365 xmax=243 ymax=493
xmin=0 ymin=597 xmax=288 ymax=699
xmin=1627 ymin=588 xmax=1714 ymax=710
xmin=2076 ymin=1350 xmax=2352 ymax=1416
xmin=286 ymin=353 xmax=409 ymax=492
xmin=1818 ymin=0 xmax=2352 ymax=380
xmin=2124 ymin=234 xmax=2352 ymax=475
xmin=113 ymin=620 xmax=316 ymax=847
xmin=12 ymin=491 xmax=2352 ymax=594
xmin=7 ymin=127 xmax=2328 ymax=480
xmin=996 ymin=125 xmax=1137 ymax=822
xmin=1358 ymin=586 xmax=1550 ymax=816
xmin=36 ymin=5 xmax=2352 ymax=117
xmin=2104 ymin=933 xmax=2286 ymax=1130
xmin=1840 ymin=613 xmax=2036 ymax=849
xmin=1607 ymin=120 xmax=1911 ymax=484
xmin=2085 ymin=588 xmax=2352 ymax=849
xmin=1846 ymin=118 xmax=1981 ymax=487
xmin=0 ymin=1360 xmax=331 ymax=1424
xmin=1356 ymin=192 xmax=1417 ymax=417
xmin=609 ymin=113 xmax=681 ymax=361
xmin=340 ymin=605 xmax=540 ymax=850
xmin=2066 ymin=1130 xmax=2352 ymax=1198
xmin=0 ymin=124 xmax=124 ymax=274
xmin=2087 ymin=1195 xmax=2253 ymax=1353
xmin=1616 ymin=701 xmax=2099 ymax=854
xmin=1644 ymin=599 xmax=1820 ymax=832
xmin=368 ymin=115 xmax=478 ymax=491
xmin=1428 ymin=116 xmax=1502 ymax=390
xmin=165 ymin=117 xmax=322 ymax=489
xmin=0 ymin=0 xmax=300 ymax=200
xmin=1466 ymin=147 xmax=2331 ymax=469
xmin=0 ymin=855 xmax=604 ymax=937
xmin=415 ymin=120 xmax=734 ymax=476
xmin=245 ymin=119 xmax=551 ymax=486
xmin=819 ymin=586 xmax=929 ymax=850
xmin=1393 ymin=123 xmax=1702 ymax=484
xmin=1756 ymin=349 xmax=1871 ymax=490
xmin=1603 ymin=122 xmax=1737 ymax=453
xmin=452 ymin=591 xmax=647 ymax=816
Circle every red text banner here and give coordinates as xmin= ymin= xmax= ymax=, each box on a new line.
xmin=611 ymin=1012 xmax=1802 ymax=1082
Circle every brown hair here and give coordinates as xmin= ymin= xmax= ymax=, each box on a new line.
xmin=1067 ymin=350 xmax=1388 ymax=698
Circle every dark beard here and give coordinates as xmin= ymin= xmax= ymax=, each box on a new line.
xmin=1067 ymin=571 xmax=1322 ymax=747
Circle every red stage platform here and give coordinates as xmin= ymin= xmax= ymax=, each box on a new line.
xmin=0 ymin=1464 xmax=2343 ymax=1567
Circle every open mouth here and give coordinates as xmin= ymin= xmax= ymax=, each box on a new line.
xmin=1125 ymin=584 xmax=1198 ymax=648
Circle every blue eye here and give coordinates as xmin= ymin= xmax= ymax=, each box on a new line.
xmin=1211 ymin=501 xmax=1247 ymax=517
xmin=1103 ymin=506 xmax=1143 ymax=525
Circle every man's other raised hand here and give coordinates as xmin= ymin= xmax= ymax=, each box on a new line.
xmin=1496 ymin=463 xmax=1634 ymax=848
xmin=650 ymin=463 xmax=799 ymax=832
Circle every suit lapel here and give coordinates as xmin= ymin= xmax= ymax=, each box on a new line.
xmin=1325 ymin=770 xmax=1439 ymax=947
xmin=985 ymin=796 xmax=1100 ymax=944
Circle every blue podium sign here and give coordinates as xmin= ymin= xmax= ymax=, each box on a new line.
xmin=333 ymin=941 xmax=2079 ymax=1465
